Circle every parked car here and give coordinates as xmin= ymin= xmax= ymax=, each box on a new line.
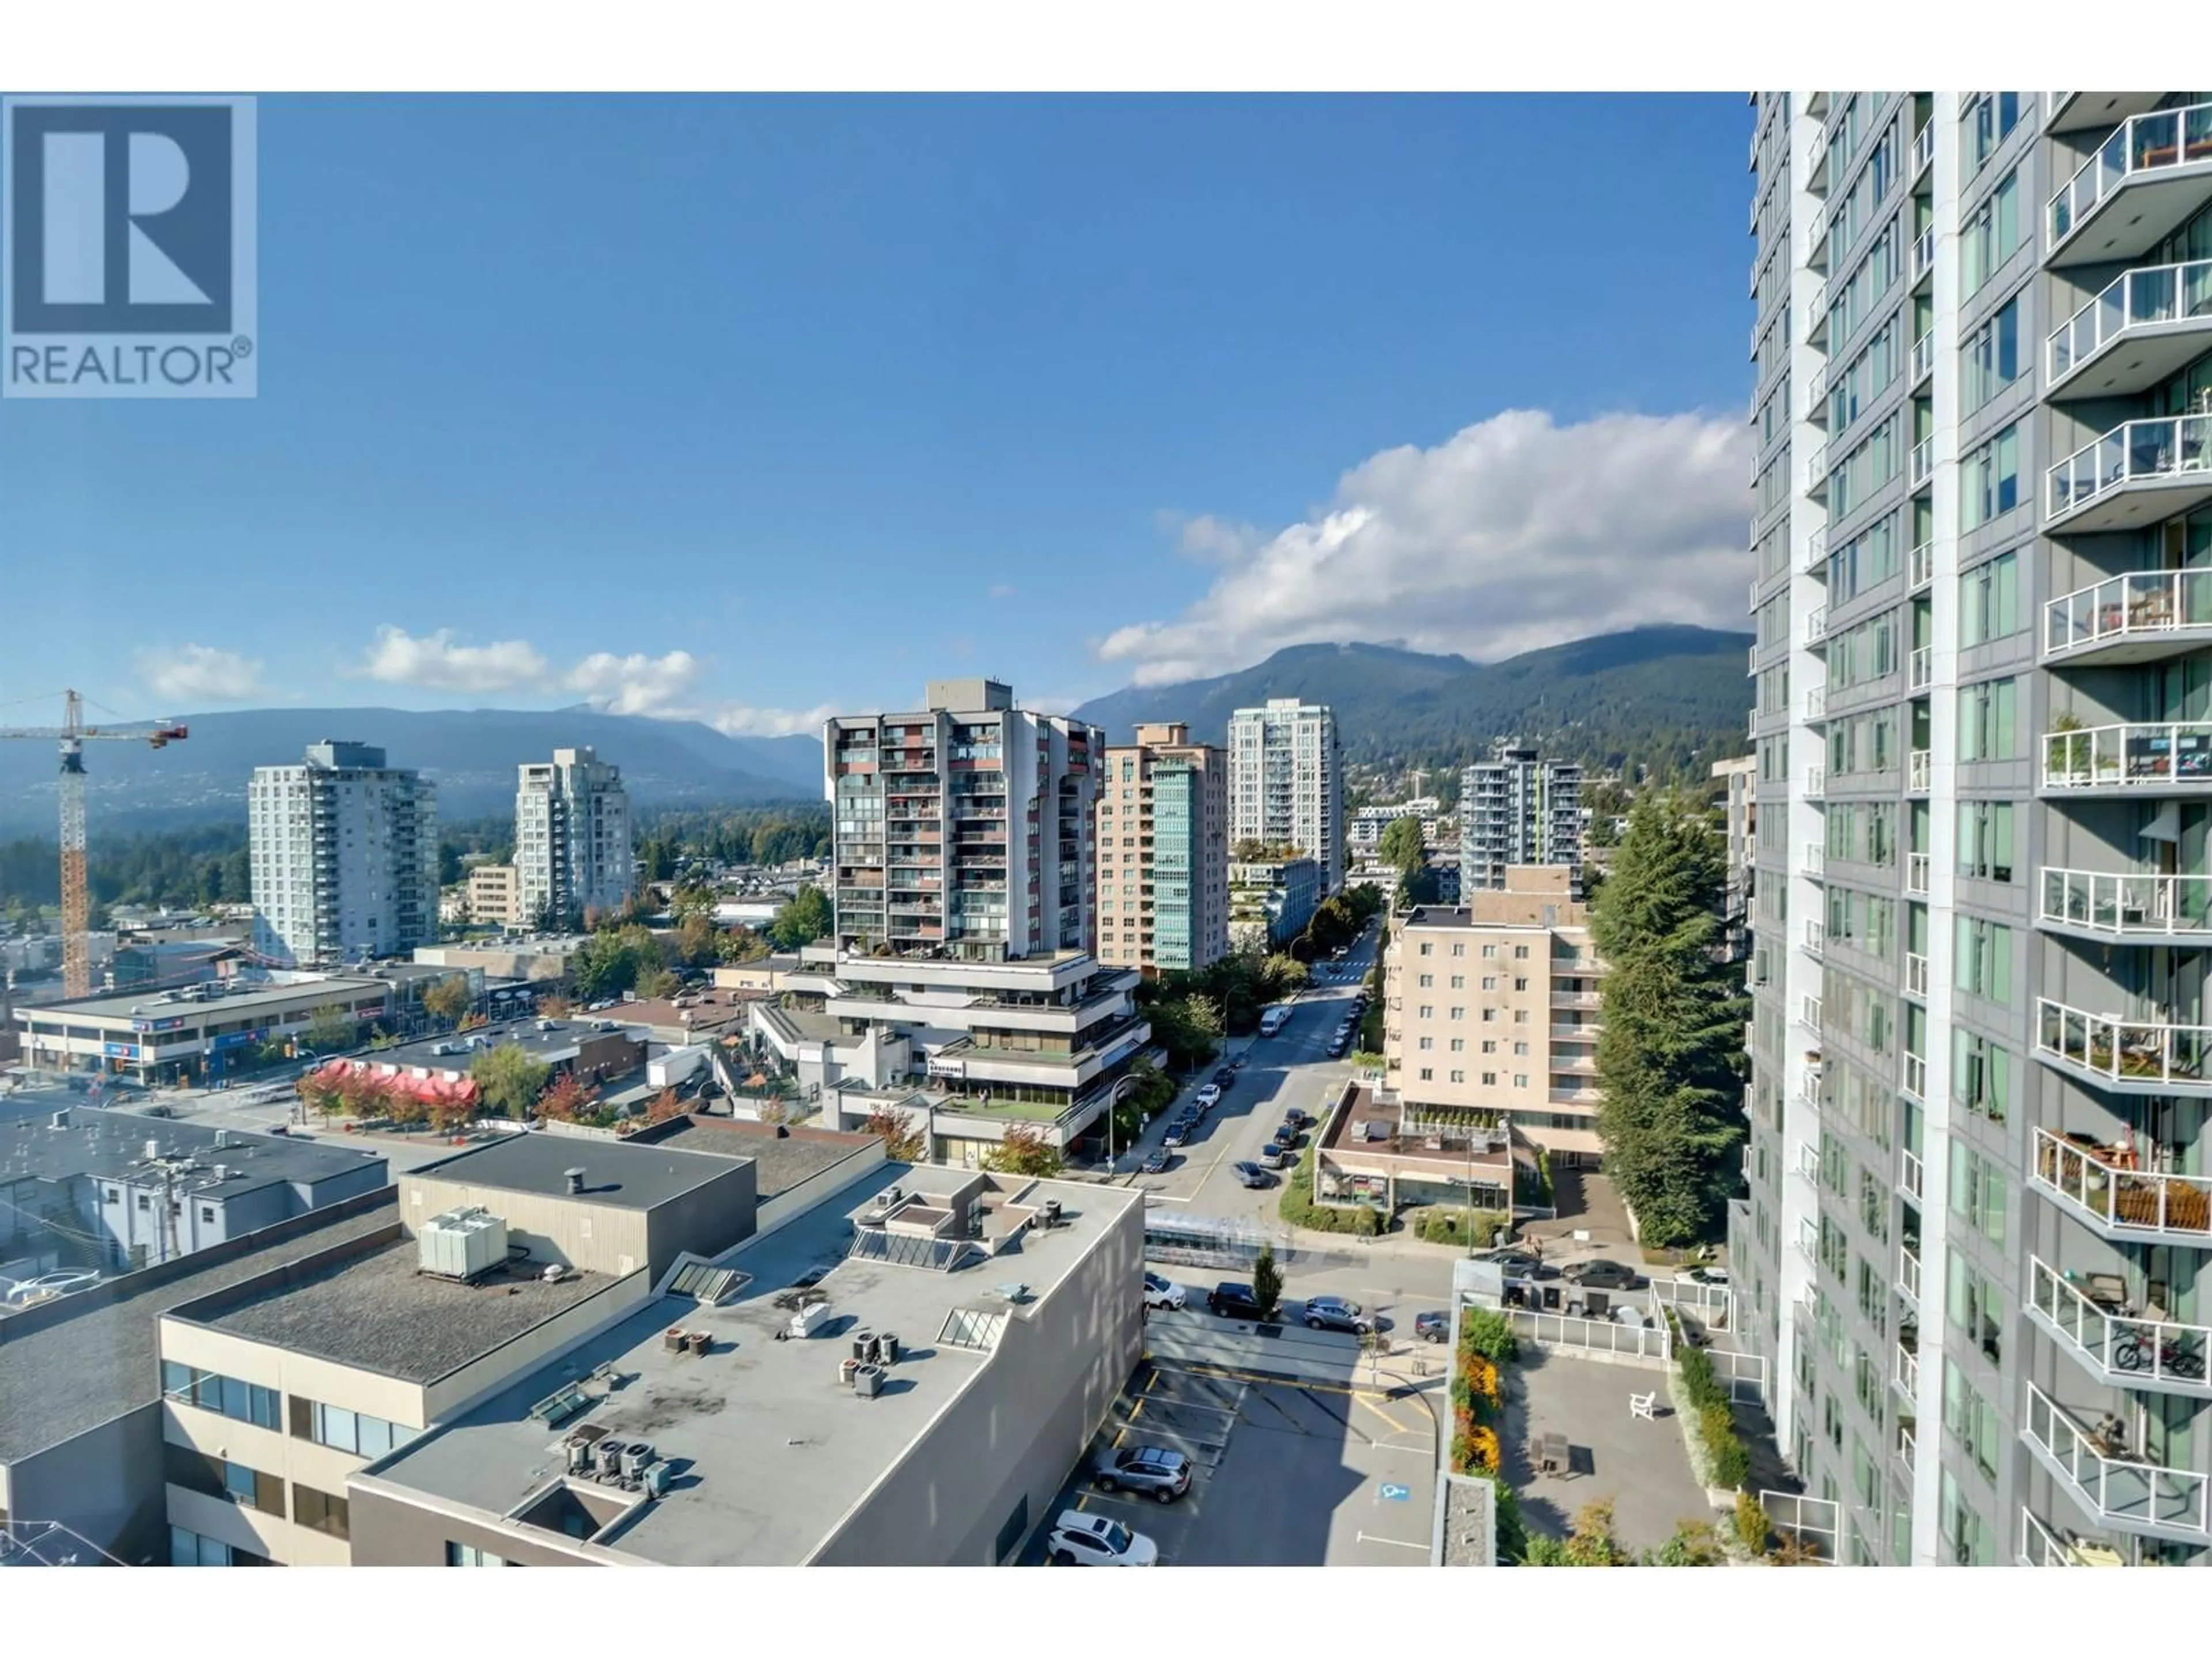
xmin=1683 ymin=1266 xmax=1730 ymax=1286
xmin=1274 ymin=1119 xmax=1302 ymax=1145
xmin=1413 ymin=1310 xmax=1450 ymax=1343
xmin=1207 ymin=1281 xmax=1268 ymax=1320
xmin=1195 ymin=1084 xmax=1221 ymax=1109
xmin=1092 ymin=1445 xmax=1193 ymax=1502
xmin=1233 ymin=1160 xmax=1272 ymax=1189
xmin=1303 ymin=1296 xmax=1372 ymax=1334
xmin=1282 ymin=1106 xmax=1311 ymax=1127
xmin=1565 ymin=1259 xmax=1645 ymax=1291
xmin=1141 ymin=1147 xmax=1172 ymax=1175
xmin=1324 ymin=1038 xmax=1348 ymax=1059
xmin=1046 ymin=1510 xmax=1160 ymax=1566
xmin=1162 ymin=1120 xmax=1191 ymax=1147
xmin=1211 ymin=1067 xmax=1236 ymax=1089
xmin=1143 ymin=1272 xmax=1186 ymax=1310
xmin=1260 ymin=1142 xmax=1293 ymax=1168
xmin=1477 ymin=1250 xmax=1558 ymax=1282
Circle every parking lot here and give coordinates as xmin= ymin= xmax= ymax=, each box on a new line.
xmin=1021 ymin=1354 xmax=1439 ymax=1567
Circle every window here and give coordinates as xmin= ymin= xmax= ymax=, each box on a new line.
xmin=1960 ymin=170 xmax=2021 ymax=298
xmin=1947 ymin=1256 xmax=2005 ymax=1368
xmin=293 ymin=1483 xmax=350 ymax=1540
xmin=297 ymin=1399 xmax=407 ymax=1459
xmin=1449 ymin=1006 xmax=1465 ymax=1021
xmin=1449 ymin=1039 xmax=1465 ymax=1052
xmin=165 ymin=1442 xmax=285 ymax=1517
xmin=1481 ymin=944 xmax=1497 ymax=959
xmin=1482 ymin=1009 xmax=1497 ymax=1023
xmin=1949 ymin=1146 xmax=2009 ymax=1246
xmin=1958 ymin=677 xmax=2018 ymax=762
xmin=1481 ymin=1071 xmax=1497 ymax=1086
xmin=1953 ymin=916 xmax=2013 ymax=1005
xmin=1513 ymin=945 xmax=1529 ymax=960
xmin=1449 ymin=1069 xmax=1465 ymax=1084
xmin=1962 ymin=423 xmax=2021 ymax=528
xmin=1418 ymin=1036 xmax=1434 ymax=1051
xmin=1418 ymin=1005 xmax=1433 ymax=1020
xmin=1513 ymin=1074 xmax=1528 ymax=1089
xmin=1939 ymin=1471 xmax=1995 ymax=1566
xmin=1449 ymin=975 xmax=1465 ymax=990
xmin=1963 ymin=297 xmax=2022 ymax=414
xmin=1960 ymin=550 xmax=2020 ymax=645
xmin=1419 ymin=1067 xmax=1433 ymax=1082
xmin=446 ymin=1541 xmax=511 ymax=1567
xmin=1942 ymin=1361 xmax=2002 ymax=1484
xmin=1513 ymin=977 xmax=1529 ymax=992
xmin=1451 ymin=942 xmax=1466 ymax=957
xmin=1513 ymin=1041 xmax=1528 ymax=1057
xmin=1956 ymin=801 xmax=2014 ymax=882
xmin=1968 ymin=92 xmax=2024 ymax=168
xmin=1418 ymin=974 xmax=1433 ymax=988
xmin=1418 ymin=942 xmax=1433 ymax=957
xmin=1482 ymin=976 xmax=1498 ymax=991
xmin=1482 ymin=1040 xmax=1497 ymax=1054
xmin=161 ymin=1363 xmax=281 ymax=1431
xmin=1952 ymin=1033 xmax=2010 ymax=1123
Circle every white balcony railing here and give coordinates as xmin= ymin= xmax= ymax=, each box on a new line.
xmin=1804 ymin=605 xmax=1828 ymax=644
xmin=1804 ymin=522 xmax=1828 ymax=570
xmin=1805 ymin=683 xmax=1827 ymax=722
xmin=1748 ymin=641 xmax=1761 ymax=675
xmin=1800 ymin=994 xmax=1823 ymax=1032
xmin=1899 ymin=1244 xmax=1921 ymax=1305
xmin=1902 ymin=1049 xmax=1926 ymax=1101
xmin=2044 ymin=719 xmax=2212 ymax=790
xmin=1803 ymin=843 xmax=1825 ymax=878
xmin=1911 ymin=120 xmax=1934 ymax=176
xmin=2023 ymin=1381 xmax=2211 ymax=1539
xmin=1910 ymin=331 xmax=1934 ymax=385
xmin=1908 ymin=645 xmax=1931 ymax=690
xmin=1912 ymin=228 xmax=1934 ymax=282
xmin=1795 ymin=1215 xmax=1819 ymax=1268
xmin=1905 ymin=952 xmax=1929 ymax=999
xmin=1911 ymin=437 xmax=1933 ymax=486
xmin=1900 ymin=1146 xmax=1925 ymax=1202
xmin=2045 ymin=569 xmax=2212 ymax=658
xmin=1908 ymin=539 xmax=1933 ymax=589
xmin=1906 ymin=851 xmax=1930 ymax=895
xmin=2040 ymin=866 xmax=2212 ymax=938
xmin=2020 ymin=1508 xmax=2126 ymax=1568
xmin=2048 ymin=415 xmax=2212 ymax=521
xmin=1908 ymin=748 xmax=1930 ymax=791
xmin=1893 ymin=1338 xmax=1919 ymax=1399
xmin=2049 ymin=99 xmax=2212 ymax=249
xmin=2050 ymin=257 xmax=2212 ymax=384
xmin=1804 ymin=919 xmax=1825 ymax=956
xmin=1807 ymin=440 xmax=1831 ymax=486
xmin=2028 ymin=1257 xmax=2212 ymax=1395
xmin=2030 ymin=1120 xmax=2212 ymax=1240
xmin=1805 ymin=765 xmax=1826 ymax=800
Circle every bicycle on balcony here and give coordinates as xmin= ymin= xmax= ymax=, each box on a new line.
xmin=2113 ymin=1331 xmax=2210 ymax=1381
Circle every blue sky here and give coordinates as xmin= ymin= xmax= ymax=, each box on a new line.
xmin=0 ymin=93 xmax=1754 ymax=733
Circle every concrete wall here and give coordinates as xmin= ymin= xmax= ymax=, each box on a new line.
xmin=644 ymin=1162 xmax=757 ymax=1277
xmin=397 ymin=1173 xmax=652 ymax=1279
xmin=808 ymin=1187 xmax=1145 ymax=1565
xmin=0 ymin=1403 xmax=166 ymax=1564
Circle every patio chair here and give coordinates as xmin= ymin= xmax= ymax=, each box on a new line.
xmin=1628 ymin=1391 xmax=1657 ymax=1421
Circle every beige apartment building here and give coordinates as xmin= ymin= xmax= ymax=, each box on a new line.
xmin=1096 ymin=722 xmax=1229 ymax=975
xmin=1381 ymin=866 xmax=1603 ymax=1162
xmin=464 ymin=863 xmax=524 ymax=927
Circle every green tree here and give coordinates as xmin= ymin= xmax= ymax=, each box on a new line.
xmin=768 ymin=884 xmax=834 ymax=951
xmin=861 ymin=1105 xmax=928 ymax=1163
xmin=1377 ymin=815 xmax=1426 ymax=878
xmin=635 ymin=964 xmax=681 ymax=1001
xmin=571 ymin=923 xmax=666 ymax=1001
xmin=421 ymin=975 xmax=472 ymax=1025
xmin=1251 ymin=1243 xmax=1284 ymax=1320
xmin=982 ymin=1123 xmax=1063 ymax=1178
xmin=1592 ymin=789 xmax=1748 ymax=1248
xmin=302 ymin=1005 xmax=359 ymax=1054
xmin=472 ymin=1044 xmax=551 ymax=1119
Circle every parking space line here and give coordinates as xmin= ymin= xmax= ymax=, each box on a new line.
xmin=1354 ymin=1393 xmax=1418 ymax=1439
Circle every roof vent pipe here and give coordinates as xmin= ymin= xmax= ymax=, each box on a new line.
xmin=566 ymin=1168 xmax=586 ymax=1195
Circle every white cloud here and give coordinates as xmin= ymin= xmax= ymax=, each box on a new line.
xmin=1157 ymin=510 xmax=1263 ymax=564
xmin=135 ymin=644 xmax=267 ymax=704
xmin=1104 ymin=409 xmax=1752 ymax=686
xmin=563 ymin=650 xmax=700 ymax=715
xmin=693 ymin=702 xmax=839 ymax=738
xmin=987 ymin=584 xmax=1018 ymax=600
xmin=358 ymin=626 xmax=549 ymax=692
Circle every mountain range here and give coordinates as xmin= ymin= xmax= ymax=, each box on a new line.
xmin=1070 ymin=624 xmax=1753 ymax=778
xmin=0 ymin=706 xmax=825 ymax=834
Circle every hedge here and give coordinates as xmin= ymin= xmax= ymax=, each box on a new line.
xmin=1414 ymin=1206 xmax=1508 ymax=1248
xmin=1669 ymin=1310 xmax=1752 ymax=1490
xmin=1278 ymin=1145 xmax=1382 ymax=1236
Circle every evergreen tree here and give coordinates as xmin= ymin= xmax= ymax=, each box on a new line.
xmin=1590 ymin=789 xmax=1748 ymax=1248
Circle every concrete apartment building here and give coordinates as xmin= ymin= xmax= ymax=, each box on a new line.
xmin=1460 ymin=741 xmax=1584 ymax=893
xmin=1228 ymin=855 xmax=1321 ymax=950
xmin=344 ymin=1166 xmax=1145 ymax=1566
xmin=464 ymin=863 xmax=524 ymax=928
xmin=0 ymin=1106 xmax=389 ymax=1275
xmin=249 ymin=743 xmax=438 ymax=968
xmin=514 ymin=748 xmax=635 ymax=927
xmin=10 ymin=974 xmax=392 ymax=1086
xmin=1714 ymin=753 xmax=1760 ymax=961
xmin=1096 ymin=722 xmax=1229 ymax=975
xmin=1381 ymin=868 xmax=1603 ymax=1162
xmin=154 ymin=1132 xmax=756 ymax=1567
xmin=825 ymin=680 xmax=1101 ymax=963
xmin=1736 ymin=90 xmax=2212 ymax=1569
xmin=1229 ymin=698 xmax=1344 ymax=893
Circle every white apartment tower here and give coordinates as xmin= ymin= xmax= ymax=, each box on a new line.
xmin=824 ymin=680 xmax=1102 ymax=961
xmin=514 ymin=747 xmax=635 ymax=926
xmin=249 ymin=742 xmax=437 ymax=968
xmin=1228 ymin=698 xmax=1343 ymax=893
xmin=1738 ymin=90 xmax=2212 ymax=1570
xmin=1459 ymin=742 xmax=1584 ymax=892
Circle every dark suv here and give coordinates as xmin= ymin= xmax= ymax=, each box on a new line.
xmin=1207 ymin=1281 xmax=1268 ymax=1320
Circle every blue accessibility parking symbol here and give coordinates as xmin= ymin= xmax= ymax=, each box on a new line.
xmin=1378 ymin=1483 xmax=1411 ymax=1502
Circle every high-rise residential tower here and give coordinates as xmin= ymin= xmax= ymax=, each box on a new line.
xmin=1459 ymin=742 xmax=1583 ymax=893
xmin=248 ymin=741 xmax=438 ymax=967
xmin=1096 ymin=723 xmax=1229 ymax=974
xmin=824 ymin=680 xmax=1101 ymax=961
xmin=1228 ymin=698 xmax=1343 ymax=893
xmin=1737 ymin=90 xmax=2212 ymax=1569
xmin=514 ymin=746 xmax=635 ymax=926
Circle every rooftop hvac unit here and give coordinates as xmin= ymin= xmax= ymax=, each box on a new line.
xmin=567 ymin=1438 xmax=594 ymax=1474
xmin=620 ymin=1443 xmax=654 ymax=1480
xmin=853 ymin=1363 xmax=884 ymax=1399
xmin=418 ymin=1207 xmax=510 ymax=1281
xmin=788 ymin=1300 xmax=832 ymax=1339
xmin=593 ymin=1438 xmax=626 ymax=1478
xmin=642 ymin=1461 xmax=673 ymax=1499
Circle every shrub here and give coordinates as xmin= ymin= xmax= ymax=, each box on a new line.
xmin=1459 ymin=1305 xmax=1520 ymax=1363
xmin=1414 ymin=1206 xmax=1508 ymax=1247
xmin=1710 ymin=1429 xmax=1752 ymax=1490
xmin=1734 ymin=1490 xmax=1771 ymax=1556
xmin=1252 ymin=1245 xmax=1283 ymax=1321
xmin=1277 ymin=1145 xmax=1383 ymax=1235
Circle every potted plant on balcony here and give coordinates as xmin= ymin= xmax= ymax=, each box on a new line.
xmin=2048 ymin=713 xmax=2094 ymax=784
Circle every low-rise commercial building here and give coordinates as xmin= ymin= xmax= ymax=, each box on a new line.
xmin=1382 ymin=868 xmax=1604 ymax=1161
xmin=309 ymin=1018 xmax=647 ymax=1118
xmin=1311 ymin=1078 xmax=1533 ymax=1222
xmin=346 ymin=1166 xmax=1144 ymax=1565
xmin=411 ymin=936 xmax=594 ymax=987
xmin=10 ymin=975 xmax=392 ymax=1087
xmin=712 ymin=954 xmax=801 ymax=994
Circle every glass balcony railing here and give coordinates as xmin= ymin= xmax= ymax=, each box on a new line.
xmin=2031 ymin=1122 xmax=2212 ymax=1239
xmin=2046 ymin=570 xmax=2212 ymax=660
xmin=2028 ymin=1256 xmax=2212 ymax=1395
xmin=1900 ymin=1146 xmax=1923 ymax=1202
xmin=2040 ymin=866 xmax=2212 ymax=937
xmin=2047 ymin=415 xmax=2212 ymax=522
xmin=1906 ymin=851 xmax=1929 ymax=895
xmin=2035 ymin=1000 xmax=2212 ymax=1098
xmin=1908 ymin=748 xmax=1930 ymax=791
xmin=2044 ymin=720 xmax=2212 ymax=790
xmin=1899 ymin=1244 xmax=1921 ymax=1305
xmin=2019 ymin=1508 xmax=2128 ymax=1567
xmin=1804 ymin=765 xmax=1825 ymax=800
xmin=2023 ymin=1382 xmax=2211 ymax=1539
xmin=2050 ymin=100 xmax=2212 ymax=249
xmin=2050 ymin=258 xmax=2212 ymax=385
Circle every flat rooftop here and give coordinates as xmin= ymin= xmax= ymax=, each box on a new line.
xmin=363 ymin=1167 xmax=1138 ymax=1565
xmin=0 ymin=1105 xmax=387 ymax=1197
xmin=0 ymin=1198 xmax=397 ymax=1465
xmin=629 ymin=1116 xmax=874 ymax=1202
xmin=413 ymin=1131 xmax=741 ymax=1211
xmin=183 ymin=1238 xmax=618 ymax=1384
xmin=14 ymin=975 xmax=388 ymax=1025
xmin=369 ymin=1018 xmax=628 ymax=1071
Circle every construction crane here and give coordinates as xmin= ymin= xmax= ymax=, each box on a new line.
xmin=0 ymin=691 xmax=189 ymax=998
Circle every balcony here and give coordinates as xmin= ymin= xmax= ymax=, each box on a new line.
xmin=2022 ymin=1382 xmax=2211 ymax=1542
xmin=1898 ymin=1244 xmax=1920 ymax=1307
xmin=2048 ymin=92 xmax=2167 ymax=136
xmin=1908 ymin=646 xmax=1931 ymax=691
xmin=1804 ymin=684 xmax=1827 ymax=722
xmin=2031 ymin=1122 xmax=2212 ymax=1238
xmin=1802 ymin=842 xmax=1825 ymax=878
xmin=1798 ymin=994 xmax=1823 ymax=1032
xmin=1902 ymin=1049 xmax=1925 ymax=1101
xmin=2047 ymin=415 xmax=2212 ymax=532
xmin=2049 ymin=259 xmax=2212 ymax=399
xmin=1804 ymin=605 xmax=1828 ymax=645
xmin=2039 ymin=866 xmax=2212 ymax=944
xmin=1806 ymin=440 xmax=1831 ymax=492
xmin=2043 ymin=719 xmax=2212 ymax=794
xmin=2048 ymin=100 xmax=2212 ymax=267
xmin=1911 ymin=228 xmax=1934 ymax=286
xmin=1910 ymin=437 xmax=1933 ymax=487
xmin=2044 ymin=569 xmax=2212 ymax=668
xmin=1795 ymin=1216 xmax=1818 ymax=1269
xmin=1804 ymin=765 xmax=1825 ymax=801
xmin=1907 ymin=539 xmax=1932 ymax=590
xmin=1906 ymin=851 xmax=1929 ymax=895
xmin=1908 ymin=331 xmax=1934 ymax=388
xmin=2028 ymin=1257 xmax=2212 ymax=1399
xmin=1905 ymin=952 xmax=1928 ymax=1001
xmin=1804 ymin=522 xmax=1828 ymax=570
xmin=1907 ymin=749 xmax=1930 ymax=792
xmin=1892 ymin=1330 xmax=1919 ymax=1401
xmin=1900 ymin=1146 xmax=1924 ymax=1202
xmin=1911 ymin=120 xmax=1933 ymax=178
xmin=1803 ymin=919 xmax=1825 ymax=959
xmin=2019 ymin=1507 xmax=2130 ymax=1568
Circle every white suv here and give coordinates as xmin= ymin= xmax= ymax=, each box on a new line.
xmin=1046 ymin=1510 xmax=1160 ymax=1566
